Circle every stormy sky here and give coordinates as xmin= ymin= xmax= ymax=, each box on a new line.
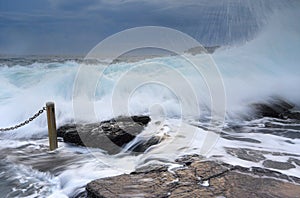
xmin=0 ymin=0 xmax=289 ymax=55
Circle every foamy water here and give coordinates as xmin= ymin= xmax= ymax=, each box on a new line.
xmin=0 ymin=2 xmax=300 ymax=197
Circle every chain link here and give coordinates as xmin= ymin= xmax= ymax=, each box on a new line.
xmin=0 ymin=106 xmax=46 ymax=132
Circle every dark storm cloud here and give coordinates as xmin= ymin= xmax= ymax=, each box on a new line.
xmin=0 ymin=0 xmax=287 ymax=55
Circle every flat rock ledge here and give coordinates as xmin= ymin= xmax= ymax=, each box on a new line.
xmin=86 ymin=155 xmax=300 ymax=198
xmin=57 ymin=116 xmax=160 ymax=154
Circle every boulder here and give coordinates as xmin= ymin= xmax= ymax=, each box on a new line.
xmin=252 ymin=98 xmax=294 ymax=119
xmin=57 ymin=116 xmax=152 ymax=154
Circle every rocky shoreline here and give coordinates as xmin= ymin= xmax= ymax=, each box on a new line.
xmin=86 ymin=155 xmax=300 ymax=198
xmin=56 ymin=98 xmax=300 ymax=198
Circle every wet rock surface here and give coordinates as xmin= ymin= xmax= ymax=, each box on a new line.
xmin=57 ymin=116 xmax=157 ymax=154
xmin=86 ymin=155 xmax=300 ymax=198
xmin=128 ymin=136 xmax=162 ymax=153
xmin=225 ymin=147 xmax=266 ymax=162
xmin=252 ymin=98 xmax=300 ymax=120
xmin=221 ymin=134 xmax=261 ymax=143
xmin=263 ymin=160 xmax=296 ymax=170
xmin=225 ymin=147 xmax=300 ymax=171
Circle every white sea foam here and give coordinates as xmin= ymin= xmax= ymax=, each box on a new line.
xmin=0 ymin=3 xmax=300 ymax=197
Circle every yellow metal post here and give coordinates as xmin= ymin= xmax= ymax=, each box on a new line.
xmin=46 ymin=102 xmax=58 ymax=151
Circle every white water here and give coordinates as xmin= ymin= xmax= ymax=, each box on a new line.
xmin=0 ymin=2 xmax=300 ymax=198
xmin=214 ymin=6 xmax=300 ymax=116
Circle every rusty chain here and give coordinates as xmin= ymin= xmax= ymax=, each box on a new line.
xmin=0 ymin=106 xmax=46 ymax=132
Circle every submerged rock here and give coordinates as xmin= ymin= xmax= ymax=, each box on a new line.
xmin=128 ymin=136 xmax=162 ymax=153
xmin=263 ymin=160 xmax=296 ymax=170
xmin=86 ymin=156 xmax=300 ymax=198
xmin=225 ymin=147 xmax=300 ymax=171
xmin=225 ymin=147 xmax=266 ymax=162
xmin=57 ymin=116 xmax=154 ymax=154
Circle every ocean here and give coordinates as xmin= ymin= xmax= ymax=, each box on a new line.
xmin=0 ymin=1 xmax=300 ymax=198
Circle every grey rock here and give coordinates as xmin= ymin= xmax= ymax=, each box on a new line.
xmin=284 ymin=111 xmax=300 ymax=120
xmin=288 ymin=157 xmax=300 ymax=166
xmin=57 ymin=116 xmax=152 ymax=154
xmin=222 ymin=135 xmax=261 ymax=143
xmin=252 ymin=98 xmax=294 ymax=119
xmin=263 ymin=160 xmax=296 ymax=170
xmin=225 ymin=147 xmax=266 ymax=162
xmin=185 ymin=46 xmax=220 ymax=55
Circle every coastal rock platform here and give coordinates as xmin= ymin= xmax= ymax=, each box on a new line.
xmin=86 ymin=155 xmax=300 ymax=198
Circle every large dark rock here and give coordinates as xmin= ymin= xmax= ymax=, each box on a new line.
xmin=57 ymin=116 xmax=152 ymax=154
xmin=252 ymin=98 xmax=294 ymax=119
xmin=252 ymin=98 xmax=300 ymax=120
xmin=86 ymin=156 xmax=300 ymax=198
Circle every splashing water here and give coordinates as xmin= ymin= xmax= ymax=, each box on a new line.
xmin=0 ymin=1 xmax=300 ymax=197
